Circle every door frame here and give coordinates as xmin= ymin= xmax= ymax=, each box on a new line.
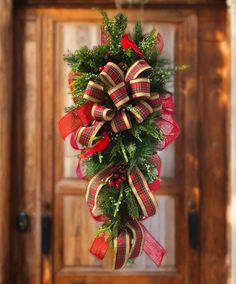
xmin=0 ymin=2 xmax=230 ymax=284
xmin=0 ymin=1 xmax=12 ymax=284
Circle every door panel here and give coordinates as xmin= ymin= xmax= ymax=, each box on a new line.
xmin=51 ymin=9 xmax=198 ymax=284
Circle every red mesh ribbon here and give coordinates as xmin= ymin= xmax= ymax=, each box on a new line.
xmin=141 ymin=224 xmax=166 ymax=266
xmin=58 ymin=101 xmax=94 ymax=139
xmin=157 ymin=32 xmax=164 ymax=54
xmin=90 ymin=233 xmax=109 ymax=260
xmin=155 ymin=95 xmax=180 ymax=150
xmin=128 ymin=167 xmax=157 ymax=218
xmin=148 ymin=155 xmax=162 ymax=191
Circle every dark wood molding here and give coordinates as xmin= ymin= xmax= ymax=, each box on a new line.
xmin=0 ymin=1 xmax=12 ymax=283
xmin=14 ymin=0 xmax=226 ymax=7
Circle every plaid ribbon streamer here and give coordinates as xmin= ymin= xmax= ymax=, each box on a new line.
xmin=87 ymin=162 xmax=165 ymax=268
xmin=76 ymin=121 xmax=105 ymax=147
xmin=91 ymin=104 xmax=115 ymax=121
xmin=127 ymin=220 xmax=144 ymax=259
xmin=128 ymin=166 xmax=157 ymax=217
xmin=113 ymin=229 xmax=130 ymax=269
xmin=129 ymin=101 xmax=153 ymax=123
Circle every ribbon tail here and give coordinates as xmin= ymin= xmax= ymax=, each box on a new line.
xmin=141 ymin=224 xmax=166 ymax=266
xmin=58 ymin=101 xmax=94 ymax=140
xmin=90 ymin=233 xmax=109 ymax=260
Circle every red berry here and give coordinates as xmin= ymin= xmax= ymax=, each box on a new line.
xmin=108 ymin=181 xmax=115 ymax=187
xmin=114 ymin=173 xmax=119 ymax=179
xmin=121 ymin=176 xmax=126 ymax=181
xmin=118 ymin=178 xmax=123 ymax=183
xmin=115 ymin=183 xmax=120 ymax=189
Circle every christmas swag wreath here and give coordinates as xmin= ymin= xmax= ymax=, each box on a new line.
xmin=59 ymin=12 xmax=181 ymax=270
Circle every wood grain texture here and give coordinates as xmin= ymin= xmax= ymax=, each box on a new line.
xmin=229 ymin=2 xmax=236 ymax=283
xmin=10 ymin=14 xmax=42 ymax=284
xmin=0 ymin=1 xmax=12 ymax=283
xmin=199 ymin=8 xmax=228 ymax=284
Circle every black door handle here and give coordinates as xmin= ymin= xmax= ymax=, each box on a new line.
xmin=41 ymin=214 xmax=51 ymax=255
xmin=188 ymin=211 xmax=198 ymax=249
xmin=16 ymin=212 xmax=30 ymax=232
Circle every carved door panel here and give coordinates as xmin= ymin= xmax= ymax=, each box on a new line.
xmin=52 ymin=10 xmax=198 ymax=284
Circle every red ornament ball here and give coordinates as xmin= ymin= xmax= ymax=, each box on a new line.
xmin=108 ymin=180 xmax=115 ymax=187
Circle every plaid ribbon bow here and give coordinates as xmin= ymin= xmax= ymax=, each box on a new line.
xmin=75 ymin=60 xmax=154 ymax=147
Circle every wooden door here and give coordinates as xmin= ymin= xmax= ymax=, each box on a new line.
xmin=11 ymin=6 xmax=228 ymax=284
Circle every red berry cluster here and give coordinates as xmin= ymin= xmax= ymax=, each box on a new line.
xmin=108 ymin=168 xmax=127 ymax=189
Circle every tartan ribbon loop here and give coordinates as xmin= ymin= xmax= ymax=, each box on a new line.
xmin=129 ymin=100 xmax=153 ymax=123
xmin=125 ymin=59 xmax=152 ymax=82
xmin=130 ymin=78 xmax=150 ymax=99
xmin=128 ymin=166 xmax=157 ymax=218
xmin=100 ymin=62 xmax=125 ymax=87
xmin=75 ymin=121 xmax=105 ymax=148
xmin=91 ymin=104 xmax=115 ymax=121
xmin=108 ymin=82 xmax=130 ymax=109
xmin=86 ymin=163 xmax=120 ymax=221
xmin=84 ymin=81 xmax=104 ymax=103
xmin=111 ymin=110 xmax=132 ymax=133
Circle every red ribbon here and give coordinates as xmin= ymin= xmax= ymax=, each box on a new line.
xmin=156 ymin=32 xmax=164 ymax=54
xmin=58 ymin=101 xmax=94 ymax=140
xmin=90 ymin=233 xmax=109 ymax=260
xmin=141 ymin=224 xmax=166 ymax=266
